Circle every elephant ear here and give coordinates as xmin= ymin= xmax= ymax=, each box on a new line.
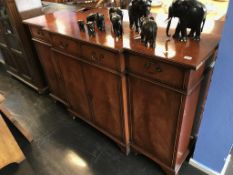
xmin=181 ymin=1 xmax=190 ymax=11
xmin=179 ymin=0 xmax=190 ymax=15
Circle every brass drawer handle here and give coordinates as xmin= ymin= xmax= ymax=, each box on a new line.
xmin=90 ymin=52 xmax=103 ymax=63
xmin=59 ymin=41 xmax=68 ymax=49
xmin=155 ymin=66 xmax=162 ymax=72
xmin=144 ymin=61 xmax=162 ymax=74
xmin=37 ymin=30 xmax=44 ymax=36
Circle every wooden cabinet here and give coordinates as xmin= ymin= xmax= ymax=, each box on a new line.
xmin=23 ymin=9 xmax=223 ymax=175
xmin=83 ymin=64 xmax=124 ymax=141
xmin=55 ymin=51 xmax=87 ymax=112
xmin=32 ymin=29 xmax=127 ymax=146
xmin=126 ymin=53 xmax=206 ymax=175
xmin=33 ymin=40 xmax=67 ymax=104
xmin=128 ymin=76 xmax=182 ymax=166
xmin=0 ymin=0 xmax=46 ymax=93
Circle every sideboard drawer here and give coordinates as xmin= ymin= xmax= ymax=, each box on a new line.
xmin=126 ymin=55 xmax=185 ymax=88
xmin=81 ymin=44 xmax=120 ymax=71
xmin=30 ymin=26 xmax=50 ymax=42
xmin=51 ymin=34 xmax=80 ymax=56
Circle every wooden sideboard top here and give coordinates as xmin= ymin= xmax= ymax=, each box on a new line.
xmin=23 ymin=8 xmax=224 ymax=70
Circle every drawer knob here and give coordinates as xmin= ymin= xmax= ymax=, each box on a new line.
xmin=91 ymin=55 xmax=96 ymax=61
xmin=59 ymin=41 xmax=68 ymax=49
xmin=91 ymin=52 xmax=103 ymax=63
xmin=144 ymin=61 xmax=162 ymax=74
xmin=155 ymin=66 xmax=162 ymax=72
xmin=37 ymin=30 xmax=44 ymax=36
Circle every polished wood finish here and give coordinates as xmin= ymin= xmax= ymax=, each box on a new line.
xmin=0 ymin=0 xmax=46 ymax=93
xmin=23 ymin=8 xmax=223 ymax=175
xmin=126 ymin=54 xmax=185 ymax=88
xmin=33 ymin=39 xmax=67 ymax=104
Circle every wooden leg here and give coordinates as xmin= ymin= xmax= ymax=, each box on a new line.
xmin=118 ymin=144 xmax=130 ymax=155
xmin=161 ymin=166 xmax=179 ymax=175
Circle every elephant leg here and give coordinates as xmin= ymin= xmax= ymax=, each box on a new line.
xmin=150 ymin=39 xmax=155 ymax=48
xmin=145 ymin=39 xmax=148 ymax=47
xmin=135 ymin=17 xmax=140 ymax=33
xmin=130 ymin=21 xmax=133 ymax=29
xmin=180 ymin=20 xmax=187 ymax=42
xmin=188 ymin=28 xmax=195 ymax=38
xmin=141 ymin=34 xmax=144 ymax=43
xmin=173 ymin=23 xmax=181 ymax=40
xmin=120 ymin=27 xmax=123 ymax=36
xmin=193 ymin=25 xmax=201 ymax=41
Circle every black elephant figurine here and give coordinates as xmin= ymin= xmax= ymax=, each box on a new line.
xmin=78 ymin=20 xmax=85 ymax=32
xmin=128 ymin=0 xmax=152 ymax=32
xmin=86 ymin=13 xmax=97 ymax=23
xmin=109 ymin=8 xmax=123 ymax=37
xmin=166 ymin=0 xmax=207 ymax=42
xmin=86 ymin=21 xmax=95 ymax=37
xmin=96 ymin=13 xmax=105 ymax=31
xmin=109 ymin=7 xmax=123 ymax=20
xmin=140 ymin=17 xmax=157 ymax=48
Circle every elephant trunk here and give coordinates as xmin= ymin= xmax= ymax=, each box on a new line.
xmin=166 ymin=7 xmax=173 ymax=37
xmin=166 ymin=18 xmax=172 ymax=37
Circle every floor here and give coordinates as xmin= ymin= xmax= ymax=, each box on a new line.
xmin=0 ymin=64 xmax=207 ymax=175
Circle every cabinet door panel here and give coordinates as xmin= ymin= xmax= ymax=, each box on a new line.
xmin=83 ymin=65 xmax=123 ymax=140
xmin=0 ymin=48 xmax=17 ymax=72
xmin=11 ymin=52 xmax=31 ymax=80
xmin=5 ymin=34 xmax=22 ymax=53
xmin=0 ymin=34 xmax=7 ymax=46
xmin=0 ymin=0 xmax=4 ymax=6
xmin=0 ymin=22 xmax=7 ymax=46
xmin=1 ymin=19 xmax=13 ymax=35
xmin=34 ymin=42 xmax=66 ymax=103
xmin=0 ymin=6 xmax=8 ymax=19
xmin=129 ymin=76 xmax=182 ymax=166
xmin=57 ymin=54 xmax=90 ymax=121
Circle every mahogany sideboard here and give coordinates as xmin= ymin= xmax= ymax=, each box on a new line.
xmin=0 ymin=0 xmax=47 ymax=93
xmin=23 ymin=8 xmax=223 ymax=175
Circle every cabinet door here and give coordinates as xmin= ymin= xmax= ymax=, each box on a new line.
xmin=0 ymin=47 xmax=17 ymax=72
xmin=57 ymin=53 xmax=91 ymax=121
xmin=34 ymin=41 xmax=67 ymax=103
xmin=1 ymin=19 xmax=13 ymax=35
xmin=0 ymin=21 xmax=7 ymax=46
xmin=83 ymin=64 xmax=124 ymax=141
xmin=0 ymin=3 xmax=8 ymax=20
xmin=11 ymin=52 xmax=31 ymax=80
xmin=128 ymin=76 xmax=182 ymax=166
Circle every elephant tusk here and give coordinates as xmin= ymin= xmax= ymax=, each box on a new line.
xmin=165 ymin=17 xmax=172 ymax=23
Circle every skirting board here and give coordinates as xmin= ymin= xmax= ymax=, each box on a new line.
xmin=189 ymin=158 xmax=220 ymax=175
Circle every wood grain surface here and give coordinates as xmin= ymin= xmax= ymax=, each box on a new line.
xmin=0 ymin=114 xmax=25 ymax=169
xmin=23 ymin=8 xmax=224 ymax=70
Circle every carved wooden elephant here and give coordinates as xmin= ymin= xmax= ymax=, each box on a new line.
xmin=166 ymin=0 xmax=207 ymax=42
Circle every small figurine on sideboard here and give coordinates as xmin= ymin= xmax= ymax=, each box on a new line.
xmin=78 ymin=20 xmax=85 ymax=32
xmin=109 ymin=7 xmax=123 ymax=38
xmin=86 ymin=13 xmax=97 ymax=22
xmin=166 ymin=0 xmax=207 ymax=42
xmin=128 ymin=0 xmax=152 ymax=32
xmin=140 ymin=16 xmax=157 ymax=48
xmin=96 ymin=13 xmax=105 ymax=31
xmin=86 ymin=21 xmax=96 ymax=37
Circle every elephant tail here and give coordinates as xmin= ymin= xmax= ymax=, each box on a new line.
xmin=201 ymin=18 xmax=206 ymax=32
